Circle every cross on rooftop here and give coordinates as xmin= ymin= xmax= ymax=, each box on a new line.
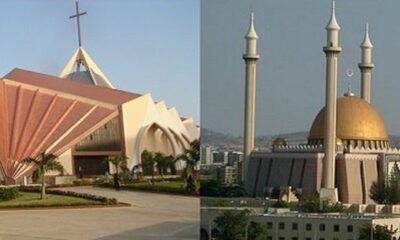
xmin=69 ymin=1 xmax=87 ymax=47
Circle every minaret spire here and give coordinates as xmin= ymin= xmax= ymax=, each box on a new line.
xmin=325 ymin=1 xmax=340 ymax=46
xmin=246 ymin=12 xmax=258 ymax=40
xmin=321 ymin=0 xmax=342 ymax=202
xmin=242 ymin=12 xmax=260 ymax=181
xmin=359 ymin=23 xmax=374 ymax=103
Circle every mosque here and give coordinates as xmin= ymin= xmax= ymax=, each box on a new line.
xmin=244 ymin=2 xmax=400 ymax=204
xmin=0 ymin=3 xmax=199 ymax=184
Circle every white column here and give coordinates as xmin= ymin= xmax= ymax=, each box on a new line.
xmin=321 ymin=1 xmax=341 ymax=202
xmin=242 ymin=12 xmax=260 ymax=181
xmin=359 ymin=23 xmax=374 ymax=103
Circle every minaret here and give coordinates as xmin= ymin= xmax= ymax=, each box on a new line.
xmin=242 ymin=12 xmax=260 ymax=181
xmin=321 ymin=1 xmax=341 ymax=202
xmin=359 ymin=23 xmax=374 ymax=103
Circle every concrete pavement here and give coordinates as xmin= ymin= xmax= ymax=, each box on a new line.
xmin=0 ymin=186 xmax=199 ymax=240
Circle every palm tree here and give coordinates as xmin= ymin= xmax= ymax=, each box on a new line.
xmin=107 ymin=155 xmax=129 ymax=190
xmin=141 ymin=150 xmax=155 ymax=185
xmin=22 ymin=151 xmax=64 ymax=200
xmin=107 ymin=155 xmax=128 ymax=175
xmin=165 ymin=155 xmax=177 ymax=175
xmin=131 ymin=164 xmax=142 ymax=181
xmin=176 ymin=139 xmax=199 ymax=191
xmin=177 ymin=139 xmax=200 ymax=179
xmin=154 ymin=152 xmax=171 ymax=182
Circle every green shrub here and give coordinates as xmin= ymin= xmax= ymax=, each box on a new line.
xmin=212 ymin=199 xmax=229 ymax=207
xmin=272 ymin=200 xmax=292 ymax=208
xmin=94 ymin=175 xmax=112 ymax=186
xmin=73 ymin=179 xmax=94 ymax=186
xmin=300 ymin=198 xmax=347 ymax=213
xmin=96 ymin=181 xmax=197 ymax=196
xmin=0 ymin=187 xmax=20 ymax=201
xmin=19 ymin=186 xmax=117 ymax=205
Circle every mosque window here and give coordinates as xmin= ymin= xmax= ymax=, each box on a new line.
xmin=306 ymin=223 xmax=312 ymax=231
xmin=333 ymin=224 xmax=340 ymax=232
xmin=347 ymin=225 xmax=353 ymax=232
xmin=279 ymin=222 xmax=285 ymax=230
xmin=267 ymin=222 xmax=273 ymax=229
xmin=319 ymin=224 xmax=325 ymax=231
xmin=292 ymin=223 xmax=298 ymax=230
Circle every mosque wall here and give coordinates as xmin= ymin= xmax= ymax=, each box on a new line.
xmin=247 ymin=152 xmax=324 ymax=198
xmin=336 ymin=154 xmax=379 ymax=204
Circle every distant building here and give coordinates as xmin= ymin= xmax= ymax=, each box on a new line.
xmin=200 ymin=163 xmax=223 ymax=181
xmin=219 ymin=165 xmax=238 ymax=184
xmin=227 ymin=151 xmax=243 ymax=166
xmin=212 ymin=151 xmax=228 ymax=164
xmin=201 ymin=207 xmax=400 ymax=240
xmin=201 ymin=146 xmax=213 ymax=165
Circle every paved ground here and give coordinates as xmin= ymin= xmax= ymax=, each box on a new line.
xmin=0 ymin=186 xmax=199 ymax=240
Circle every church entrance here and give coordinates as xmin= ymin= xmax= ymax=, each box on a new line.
xmin=74 ymin=156 xmax=109 ymax=177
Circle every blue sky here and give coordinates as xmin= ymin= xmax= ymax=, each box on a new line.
xmin=0 ymin=0 xmax=199 ymax=122
xmin=202 ymin=0 xmax=400 ymax=136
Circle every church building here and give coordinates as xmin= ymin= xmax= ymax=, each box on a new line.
xmin=0 ymin=3 xmax=199 ymax=184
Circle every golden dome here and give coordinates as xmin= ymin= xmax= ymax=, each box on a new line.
xmin=308 ymin=96 xmax=388 ymax=141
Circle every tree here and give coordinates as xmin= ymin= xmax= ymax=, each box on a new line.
xmin=141 ymin=150 xmax=155 ymax=185
xmin=359 ymin=223 xmax=397 ymax=240
xmin=107 ymin=155 xmax=128 ymax=175
xmin=370 ymin=177 xmax=388 ymax=204
xmin=390 ymin=162 xmax=400 ymax=182
xmin=154 ymin=152 xmax=170 ymax=181
xmin=131 ymin=164 xmax=142 ymax=181
xmin=165 ymin=155 xmax=177 ymax=175
xmin=214 ymin=210 xmax=248 ymax=240
xmin=370 ymin=172 xmax=400 ymax=205
xmin=271 ymin=137 xmax=287 ymax=150
xmin=300 ymin=198 xmax=347 ymax=213
xmin=177 ymin=139 xmax=199 ymax=178
xmin=248 ymin=221 xmax=267 ymax=240
xmin=214 ymin=210 xmax=266 ymax=240
xmin=22 ymin=151 xmax=64 ymax=200
xmin=176 ymin=139 xmax=199 ymax=191
xmin=200 ymin=180 xmax=247 ymax=197
xmin=107 ymin=155 xmax=129 ymax=188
